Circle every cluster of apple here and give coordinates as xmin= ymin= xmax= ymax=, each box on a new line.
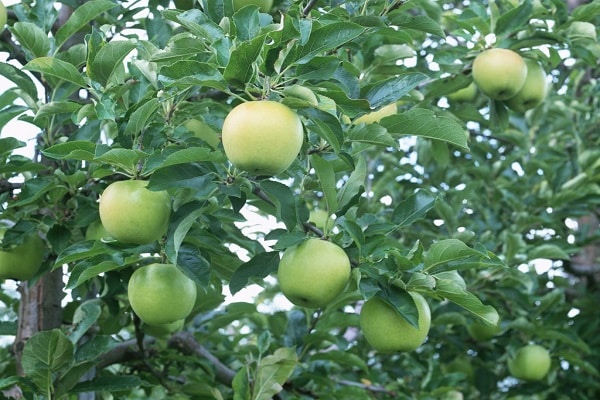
xmin=469 ymin=48 xmax=549 ymax=112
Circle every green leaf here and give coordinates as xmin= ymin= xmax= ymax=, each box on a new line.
xmin=528 ymin=244 xmax=570 ymax=260
xmin=337 ymin=157 xmax=366 ymax=215
xmin=22 ymin=329 xmax=74 ymax=394
xmin=0 ymin=62 xmax=39 ymax=99
xmin=55 ymin=0 xmax=118 ymax=50
xmin=35 ymin=101 xmax=83 ymax=123
xmin=177 ymin=243 xmax=212 ymax=287
xmin=310 ymin=351 xmax=368 ymax=372
xmin=260 ymin=180 xmax=299 ymax=231
xmin=391 ymin=190 xmax=436 ymax=228
xmin=149 ymin=164 xmax=216 ymax=191
xmin=363 ymin=73 xmax=428 ymax=109
xmin=69 ymin=259 xmax=123 ymax=289
xmin=93 ymin=148 xmax=146 ymax=175
xmin=391 ymin=14 xmax=445 ymax=38
xmin=71 ymin=376 xmax=146 ymax=393
xmin=24 ymin=57 xmax=87 ymax=88
xmin=123 ymin=98 xmax=160 ymax=137
xmin=54 ymin=241 xmax=111 ymax=268
xmin=144 ymin=147 xmax=226 ymax=174
xmin=229 ymin=251 xmax=280 ymax=295
xmin=88 ymin=40 xmax=137 ymax=87
xmin=10 ymin=22 xmax=51 ymax=58
xmin=224 ymin=35 xmax=265 ymax=86
xmin=68 ymin=300 xmax=102 ymax=344
xmin=423 ymin=239 xmax=485 ymax=271
xmin=296 ymin=22 xmax=365 ymax=64
xmin=382 ymin=108 xmax=469 ymax=150
xmin=378 ymin=286 xmax=419 ymax=329
xmin=310 ymin=154 xmax=338 ymax=215
xmin=495 ymin=1 xmax=533 ymax=37
xmin=232 ymin=366 xmax=251 ymax=400
xmin=347 ymin=124 xmax=397 ymax=147
xmin=433 ymin=276 xmax=499 ymax=326
xmin=252 ymin=347 xmax=298 ymax=400
xmin=159 ymin=60 xmax=227 ymax=90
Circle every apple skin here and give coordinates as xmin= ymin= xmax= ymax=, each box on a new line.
xmin=508 ymin=344 xmax=551 ymax=381
xmin=308 ymin=209 xmax=334 ymax=232
xmin=505 ymin=59 xmax=548 ymax=112
xmin=277 ymin=238 xmax=351 ymax=308
xmin=232 ymin=0 xmax=273 ymax=13
xmin=0 ymin=227 xmax=45 ymax=281
xmin=222 ymin=101 xmax=304 ymax=176
xmin=99 ymin=180 xmax=171 ymax=245
xmin=353 ymin=103 xmax=397 ymax=124
xmin=472 ymin=48 xmax=527 ymax=100
xmin=468 ymin=320 xmax=501 ymax=341
xmin=0 ymin=1 xmax=6 ymax=30
xmin=128 ymin=263 xmax=197 ymax=326
xmin=360 ymin=292 xmax=431 ymax=353
xmin=183 ymin=118 xmax=220 ymax=149
xmin=448 ymin=82 xmax=477 ymax=102
xmin=142 ymin=319 xmax=185 ymax=338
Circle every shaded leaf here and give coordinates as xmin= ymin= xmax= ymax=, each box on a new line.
xmin=229 ymin=251 xmax=280 ymax=295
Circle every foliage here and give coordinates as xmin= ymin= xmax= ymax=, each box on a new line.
xmin=0 ymin=0 xmax=599 ymax=399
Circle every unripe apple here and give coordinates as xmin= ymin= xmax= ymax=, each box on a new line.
xmin=448 ymin=82 xmax=477 ymax=102
xmin=353 ymin=103 xmax=397 ymax=124
xmin=508 ymin=344 xmax=551 ymax=381
xmin=99 ymin=180 xmax=171 ymax=245
xmin=467 ymin=319 xmax=501 ymax=341
xmin=472 ymin=48 xmax=527 ymax=100
xmin=222 ymin=101 xmax=304 ymax=176
xmin=505 ymin=59 xmax=548 ymax=112
xmin=360 ymin=292 xmax=431 ymax=353
xmin=232 ymin=0 xmax=273 ymax=13
xmin=0 ymin=226 xmax=45 ymax=281
xmin=277 ymin=238 xmax=351 ymax=308
xmin=0 ymin=2 xmax=6 ymax=30
xmin=183 ymin=118 xmax=220 ymax=149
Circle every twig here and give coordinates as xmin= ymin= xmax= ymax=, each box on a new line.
xmin=302 ymin=0 xmax=318 ymax=17
xmin=335 ymin=378 xmax=397 ymax=395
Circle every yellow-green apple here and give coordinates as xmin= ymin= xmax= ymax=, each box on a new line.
xmin=353 ymin=103 xmax=397 ymax=124
xmin=0 ymin=226 xmax=45 ymax=281
xmin=448 ymin=82 xmax=478 ymax=102
xmin=472 ymin=48 xmax=527 ymax=100
xmin=508 ymin=344 xmax=551 ymax=381
xmin=505 ymin=59 xmax=548 ymax=112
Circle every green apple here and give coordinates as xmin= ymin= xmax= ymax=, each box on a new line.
xmin=0 ymin=1 xmax=6 ymax=30
xmin=467 ymin=319 xmax=501 ymax=341
xmin=444 ymin=357 xmax=474 ymax=382
xmin=142 ymin=319 xmax=185 ymax=338
xmin=85 ymin=219 xmax=112 ymax=241
xmin=232 ymin=0 xmax=273 ymax=13
xmin=445 ymin=390 xmax=464 ymax=400
xmin=472 ymin=48 xmax=527 ymax=100
xmin=508 ymin=344 xmax=551 ymax=381
xmin=183 ymin=118 xmax=220 ymax=149
xmin=222 ymin=100 xmax=304 ymax=176
xmin=0 ymin=226 xmax=45 ymax=281
xmin=99 ymin=180 xmax=171 ymax=245
xmin=308 ymin=209 xmax=334 ymax=232
xmin=128 ymin=263 xmax=197 ymax=326
xmin=360 ymin=292 xmax=431 ymax=353
xmin=505 ymin=59 xmax=548 ymax=112
xmin=448 ymin=82 xmax=477 ymax=102
xmin=277 ymin=238 xmax=351 ymax=308
xmin=353 ymin=103 xmax=397 ymax=124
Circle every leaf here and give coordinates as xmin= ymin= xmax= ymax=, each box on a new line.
xmin=24 ymin=57 xmax=87 ymax=88
xmin=495 ymin=1 xmax=533 ymax=37
xmin=22 ymin=329 xmax=74 ymax=393
xmin=88 ymin=40 xmax=137 ymax=87
xmin=0 ymin=62 xmax=39 ymax=99
xmin=232 ymin=366 xmax=251 ymax=400
xmin=347 ymin=124 xmax=397 ymax=147
xmin=363 ymin=73 xmax=429 ymax=109
xmin=229 ymin=251 xmax=280 ymax=295
xmin=159 ymin=60 xmax=227 ymax=90
xmin=310 ymin=351 xmax=368 ymax=372
xmin=378 ymin=286 xmax=420 ymax=329
xmin=434 ymin=277 xmax=499 ymax=326
xmin=423 ymin=239 xmax=485 ymax=271
xmin=310 ymin=155 xmax=338 ymax=215
xmin=55 ymin=0 xmax=118 ymax=50
xmin=123 ymin=98 xmax=160 ymax=137
xmin=260 ymin=180 xmax=298 ymax=231
xmin=252 ymin=347 xmax=298 ymax=400
xmin=54 ymin=241 xmax=111 ymax=268
xmin=71 ymin=376 xmax=146 ymax=393
xmin=296 ymin=22 xmax=365 ymax=64
xmin=224 ymin=35 xmax=265 ymax=86
xmin=391 ymin=14 xmax=446 ymax=37
xmin=337 ymin=157 xmax=366 ymax=214
xmin=93 ymin=148 xmax=146 ymax=174
xmin=68 ymin=300 xmax=102 ymax=344
xmin=10 ymin=22 xmax=51 ymax=58
xmin=528 ymin=244 xmax=570 ymax=260
xmin=144 ymin=147 xmax=226 ymax=174
xmin=35 ymin=101 xmax=83 ymax=123
xmin=391 ymin=190 xmax=436 ymax=228
xmin=382 ymin=108 xmax=469 ymax=150
xmin=149 ymin=164 xmax=216 ymax=191
xmin=177 ymin=243 xmax=212 ymax=288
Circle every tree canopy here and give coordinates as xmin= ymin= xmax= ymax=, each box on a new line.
xmin=0 ymin=0 xmax=599 ymax=399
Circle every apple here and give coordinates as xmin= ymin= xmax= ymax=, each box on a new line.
xmin=444 ymin=357 xmax=474 ymax=382
xmin=448 ymin=82 xmax=477 ymax=102
xmin=0 ymin=226 xmax=45 ymax=281
xmin=221 ymin=100 xmax=304 ymax=176
xmin=232 ymin=0 xmax=273 ymax=13
xmin=99 ymin=180 xmax=171 ymax=245
xmin=508 ymin=344 xmax=551 ymax=381
xmin=353 ymin=103 xmax=397 ymax=124
xmin=472 ymin=48 xmax=527 ymax=100
xmin=0 ymin=1 xmax=6 ymax=30
xmin=142 ymin=319 xmax=185 ymax=338
xmin=360 ymin=292 xmax=431 ymax=353
xmin=183 ymin=118 xmax=220 ymax=149
xmin=128 ymin=263 xmax=197 ymax=326
xmin=85 ymin=219 xmax=112 ymax=241
xmin=468 ymin=319 xmax=501 ymax=341
xmin=505 ymin=59 xmax=548 ymax=112
xmin=446 ymin=390 xmax=464 ymax=400
xmin=308 ymin=209 xmax=334 ymax=232
xmin=277 ymin=238 xmax=351 ymax=308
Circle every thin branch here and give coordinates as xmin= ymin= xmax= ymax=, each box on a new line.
xmin=302 ymin=0 xmax=318 ymax=17
xmin=335 ymin=378 xmax=397 ymax=395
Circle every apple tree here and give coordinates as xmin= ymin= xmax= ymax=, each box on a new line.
xmin=0 ymin=0 xmax=598 ymax=399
